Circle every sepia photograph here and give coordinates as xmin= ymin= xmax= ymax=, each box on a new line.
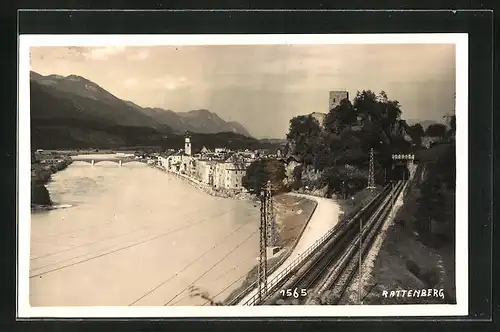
xmin=18 ymin=34 xmax=468 ymax=317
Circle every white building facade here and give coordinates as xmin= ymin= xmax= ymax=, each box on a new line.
xmin=212 ymin=161 xmax=249 ymax=190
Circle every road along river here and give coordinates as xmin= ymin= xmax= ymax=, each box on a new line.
xmin=30 ymin=154 xmax=261 ymax=306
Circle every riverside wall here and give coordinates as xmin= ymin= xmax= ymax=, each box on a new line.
xmin=153 ymin=165 xmax=251 ymax=200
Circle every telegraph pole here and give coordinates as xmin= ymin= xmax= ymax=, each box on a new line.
xmin=360 ymin=147 xmax=376 ymax=303
xmin=266 ymin=181 xmax=278 ymax=247
xmin=358 ymin=209 xmax=363 ymax=304
xmin=257 ymin=182 xmax=270 ymax=302
xmin=367 ymin=147 xmax=375 ymax=189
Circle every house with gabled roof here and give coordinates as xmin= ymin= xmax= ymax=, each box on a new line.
xmin=200 ymin=146 xmax=212 ymax=154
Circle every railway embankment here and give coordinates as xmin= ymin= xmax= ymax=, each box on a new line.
xmin=348 ymin=144 xmax=456 ymax=305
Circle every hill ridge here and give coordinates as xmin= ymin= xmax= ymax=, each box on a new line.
xmin=30 ymin=71 xmax=252 ymax=137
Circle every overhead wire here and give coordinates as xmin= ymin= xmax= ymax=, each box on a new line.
xmin=201 ymin=272 xmax=249 ymax=306
xmin=31 ymin=208 xmax=241 ymax=278
xmin=163 ymin=230 xmax=258 ymax=306
xmin=129 ymin=221 xmax=256 ymax=306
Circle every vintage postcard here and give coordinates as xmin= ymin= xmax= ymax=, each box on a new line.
xmin=17 ymin=33 xmax=468 ymax=317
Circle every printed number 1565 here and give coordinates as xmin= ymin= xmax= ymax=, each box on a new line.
xmin=280 ymin=288 xmax=307 ymax=298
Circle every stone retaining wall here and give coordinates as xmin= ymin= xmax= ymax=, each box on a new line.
xmin=153 ymin=165 xmax=246 ymax=199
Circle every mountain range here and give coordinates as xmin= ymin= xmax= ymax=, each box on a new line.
xmin=404 ymin=119 xmax=440 ymax=129
xmin=30 ymin=71 xmax=254 ymax=149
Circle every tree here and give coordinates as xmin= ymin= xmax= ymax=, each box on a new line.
xmin=242 ymin=159 xmax=286 ymax=194
xmin=448 ymin=115 xmax=456 ymax=137
xmin=442 ymin=113 xmax=456 ymax=139
xmin=283 ymin=89 xmax=408 ymax=198
xmin=321 ymin=164 xmax=367 ymax=198
xmin=410 ymin=123 xmax=425 ymax=137
xmin=311 ymin=131 xmax=332 ymax=170
xmin=286 ymin=115 xmax=321 ymax=165
xmin=352 ymin=90 xmax=403 ymax=149
xmin=353 ymin=90 xmax=379 ymax=123
xmin=324 ymin=99 xmax=357 ymax=134
xmin=409 ymin=123 xmax=425 ymax=147
xmin=425 ymin=123 xmax=447 ymax=137
xmin=383 ymin=100 xmax=403 ymax=131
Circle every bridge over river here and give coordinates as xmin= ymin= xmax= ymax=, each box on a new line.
xmin=70 ymin=155 xmax=147 ymax=166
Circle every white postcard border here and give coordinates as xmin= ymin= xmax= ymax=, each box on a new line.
xmin=17 ymin=33 xmax=468 ymax=318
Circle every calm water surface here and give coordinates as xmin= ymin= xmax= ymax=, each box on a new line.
xmin=30 ymin=154 xmax=260 ymax=306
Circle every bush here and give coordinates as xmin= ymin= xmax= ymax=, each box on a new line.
xmin=31 ymin=180 xmax=52 ymax=206
xmin=414 ymin=143 xmax=455 ymax=245
xmin=242 ymin=158 xmax=287 ymax=195
xmin=290 ymin=164 xmax=304 ymax=190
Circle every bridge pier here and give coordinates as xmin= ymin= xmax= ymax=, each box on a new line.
xmin=91 ymin=160 xmax=94 ymax=166
xmin=119 ymin=160 xmax=122 ymax=167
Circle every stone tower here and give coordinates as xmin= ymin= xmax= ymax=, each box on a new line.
xmin=184 ymin=134 xmax=192 ymax=156
xmin=329 ymin=91 xmax=349 ymax=111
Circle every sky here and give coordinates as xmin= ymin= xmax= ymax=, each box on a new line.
xmin=30 ymin=44 xmax=456 ymax=138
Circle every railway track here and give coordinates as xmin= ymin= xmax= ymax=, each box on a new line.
xmin=252 ymin=181 xmax=405 ymax=305
xmin=307 ymin=181 xmax=406 ymax=305
xmin=234 ymin=184 xmax=389 ymax=306
xmin=247 ymin=182 xmax=403 ymax=305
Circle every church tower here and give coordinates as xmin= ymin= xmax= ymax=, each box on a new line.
xmin=184 ymin=134 xmax=192 ymax=156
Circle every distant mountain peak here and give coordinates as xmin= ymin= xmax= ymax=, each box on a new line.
xmin=405 ymin=118 xmax=439 ymax=129
xmin=31 ymin=71 xmax=253 ymax=138
xmin=181 ymin=109 xmax=213 ymax=116
xmin=190 ymin=109 xmax=210 ymax=113
xmin=66 ymin=74 xmax=86 ymax=81
xmin=48 ymin=74 xmax=65 ymax=79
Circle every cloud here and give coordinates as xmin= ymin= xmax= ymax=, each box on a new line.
xmin=29 ymin=44 xmax=455 ymax=138
xmin=152 ymin=75 xmax=190 ymax=90
xmin=124 ymin=78 xmax=138 ymax=88
xmin=128 ymin=50 xmax=150 ymax=61
xmin=84 ymin=46 xmax=126 ymax=60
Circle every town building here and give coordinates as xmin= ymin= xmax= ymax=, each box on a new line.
xmin=212 ymin=154 xmax=251 ymax=190
xmin=213 ymin=163 xmax=244 ymax=190
xmin=214 ymin=148 xmax=227 ymax=154
xmin=158 ymin=134 xmax=262 ymax=194
xmin=200 ymin=146 xmax=211 ymax=154
xmin=195 ymin=159 xmax=216 ymax=185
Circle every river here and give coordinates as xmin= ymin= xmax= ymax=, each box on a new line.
xmin=30 ymin=154 xmax=260 ymax=306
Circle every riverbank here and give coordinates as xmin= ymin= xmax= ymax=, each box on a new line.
xmin=153 ymin=165 xmax=253 ymax=201
xmin=31 ymin=157 xmax=72 ymax=208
